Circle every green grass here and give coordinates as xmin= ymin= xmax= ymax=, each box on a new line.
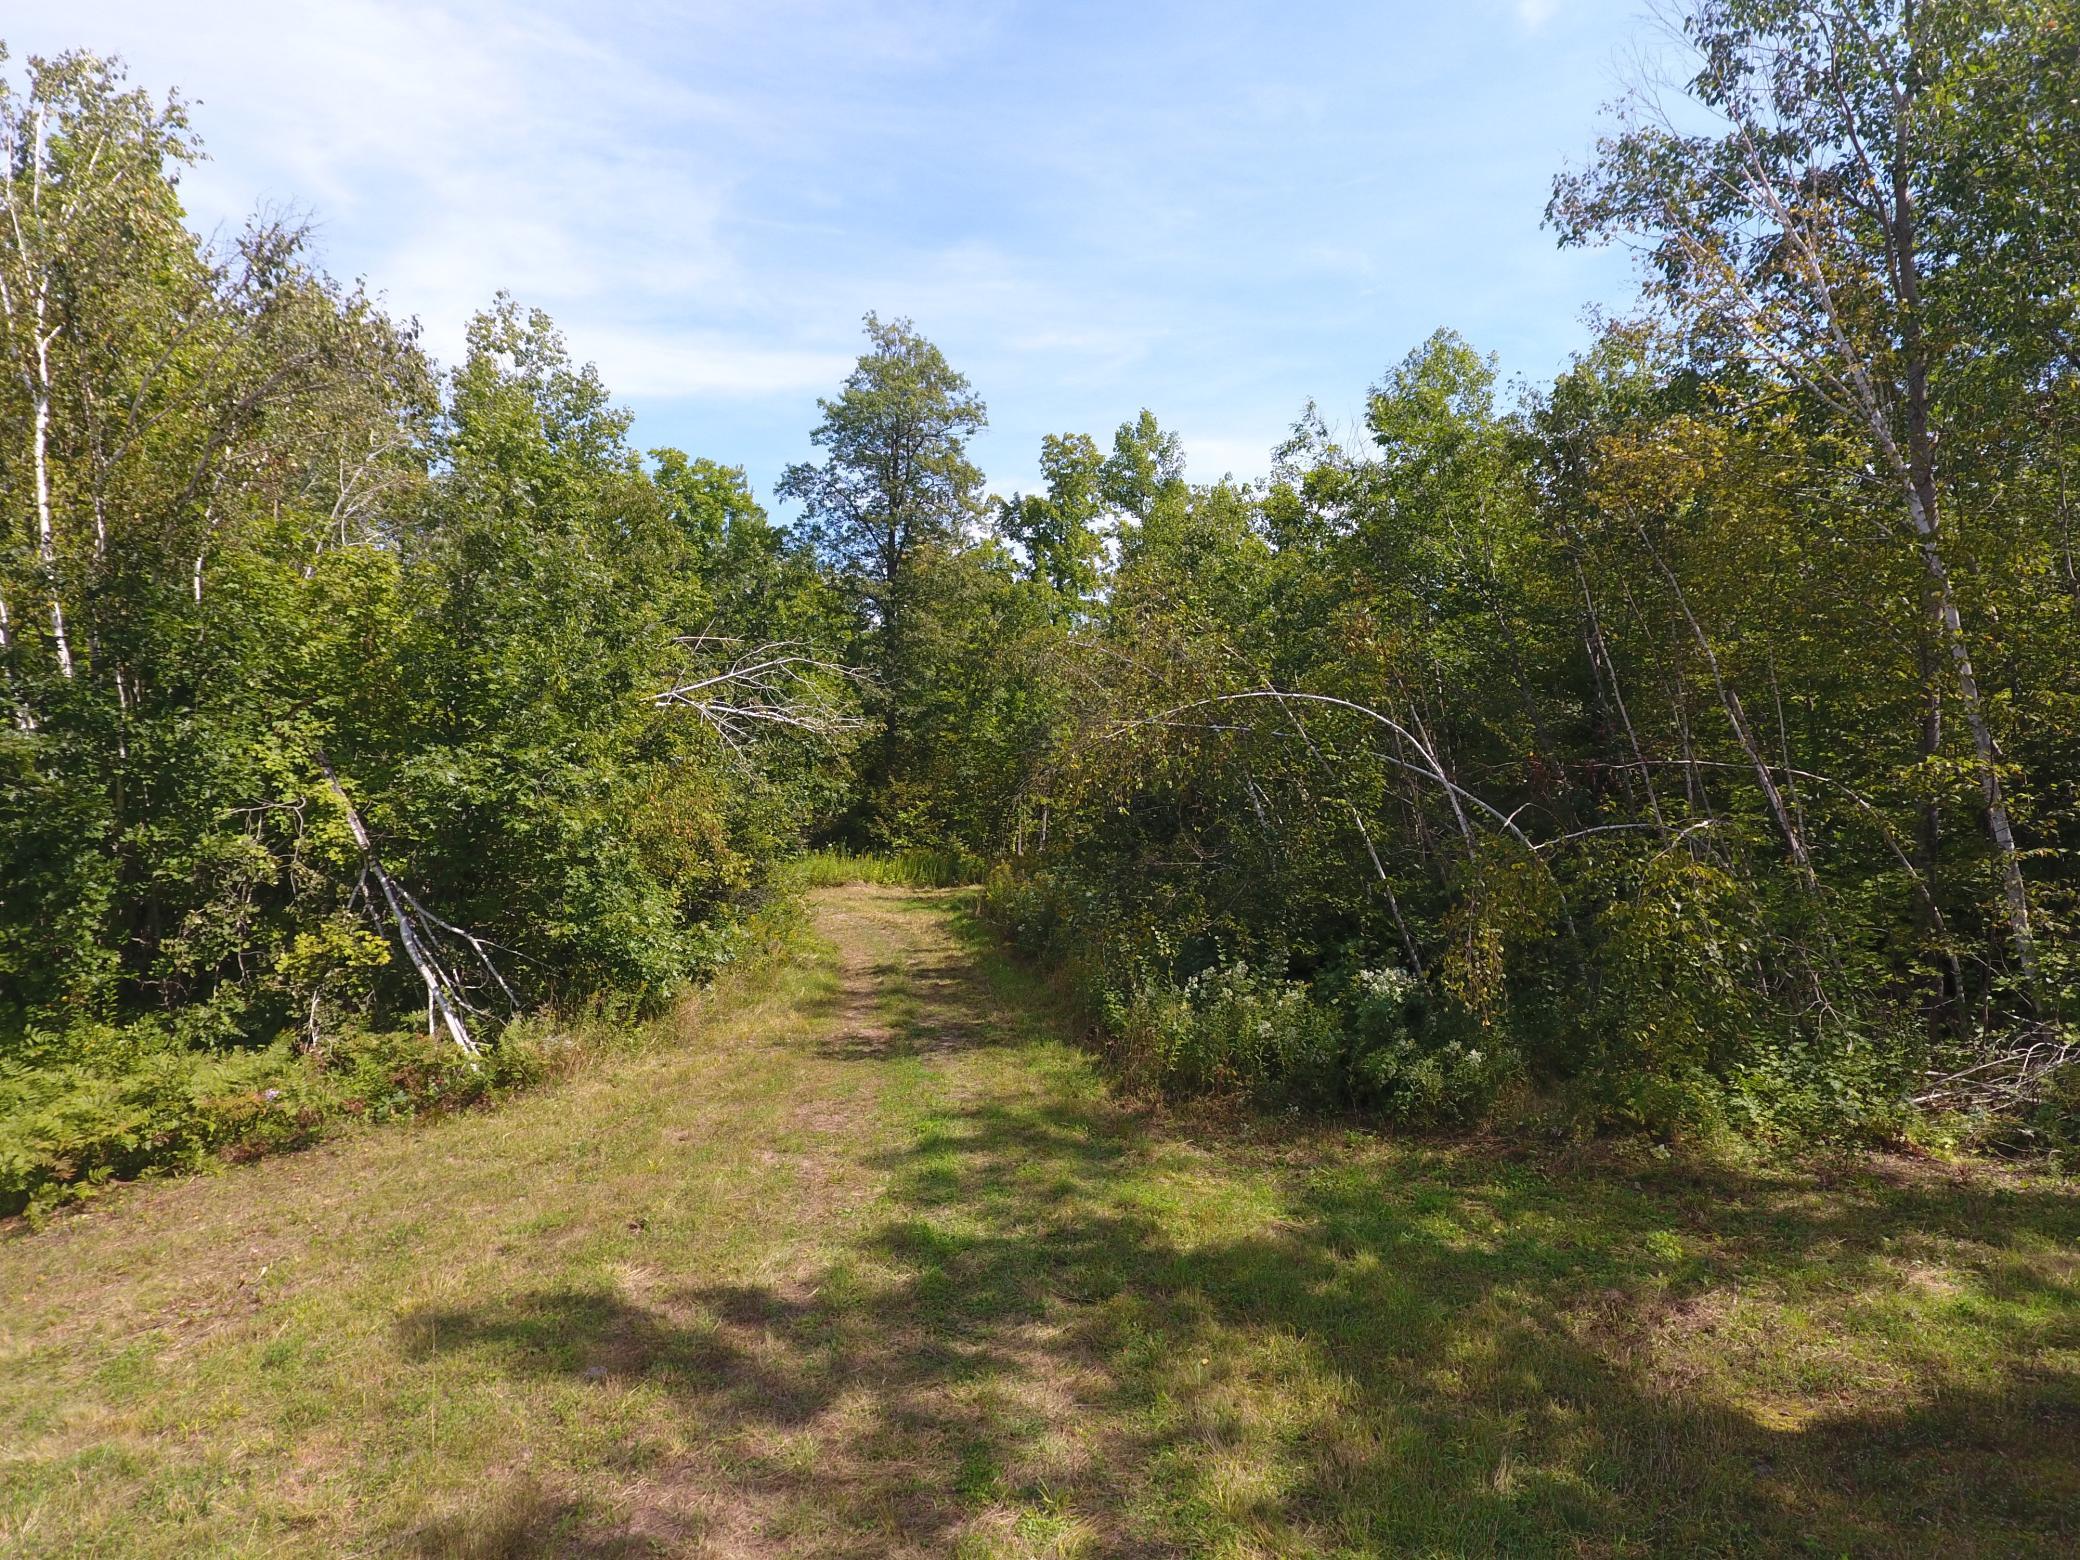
xmin=0 ymin=903 xmax=809 ymax=1224
xmin=2 ymin=885 xmax=2076 ymax=1555
xmin=781 ymin=846 xmax=986 ymax=889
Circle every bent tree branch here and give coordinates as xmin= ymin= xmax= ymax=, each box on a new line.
xmin=314 ymin=748 xmax=487 ymax=1061
xmin=653 ymin=636 xmax=870 ymax=751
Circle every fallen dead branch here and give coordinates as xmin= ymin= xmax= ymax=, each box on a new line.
xmin=1915 ymin=1030 xmax=2079 ymax=1115
xmin=316 ymin=748 xmax=509 ymax=1061
xmin=653 ymin=635 xmax=870 ymax=752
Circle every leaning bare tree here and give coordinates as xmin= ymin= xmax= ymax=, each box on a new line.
xmin=653 ymin=634 xmax=870 ymax=750
xmin=315 ymin=751 xmax=515 ymax=1059
xmin=313 ymin=635 xmax=865 ymax=1060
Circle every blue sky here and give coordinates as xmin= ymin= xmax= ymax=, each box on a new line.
xmin=17 ymin=1 xmax=1655 ymax=503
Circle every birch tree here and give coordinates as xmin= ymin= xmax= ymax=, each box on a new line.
xmin=0 ymin=48 xmax=194 ymax=688
xmin=1549 ymin=0 xmax=2072 ymax=984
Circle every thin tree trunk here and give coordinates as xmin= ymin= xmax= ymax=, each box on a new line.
xmin=1638 ymin=527 xmax=1817 ymax=888
xmin=1766 ymin=651 xmax=1807 ymax=846
xmin=1670 ymin=672 xmax=1704 ymax=815
xmin=1411 ymin=704 xmax=1478 ymax=867
xmin=314 ymin=750 xmax=480 ymax=1060
xmin=1912 ymin=587 xmax=1965 ymax=1027
xmin=1352 ymin=803 xmax=1425 ymax=979
xmin=1270 ymin=688 xmax=1426 ymax=977
xmin=1913 ymin=525 xmax=2034 ymax=980
xmin=1464 ymin=535 xmax=1570 ymax=819
xmin=30 ymin=324 xmax=72 ymax=679
xmin=1576 ymin=555 xmax=1666 ymax=831
xmin=1877 ymin=72 xmax=2034 ymax=980
xmin=18 ymin=104 xmax=72 ymax=681
xmin=1770 ymin=75 xmax=2037 ymax=982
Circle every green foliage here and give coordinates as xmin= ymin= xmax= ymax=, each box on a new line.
xmin=996 ymin=432 xmax=1108 ymax=616
xmin=0 ymin=54 xmax=854 ymax=1201
xmin=783 ymin=848 xmax=985 ymax=889
xmin=2026 ymin=1053 xmax=2080 ymax=1172
xmin=0 ymin=1026 xmax=523 ymax=1222
xmin=7 ymin=885 xmax=2077 ymax=1553
xmin=1103 ymin=962 xmax=1340 ymax=1099
xmin=0 ymin=884 xmax=818 ymax=1219
xmin=986 ymin=868 xmax=1509 ymax=1122
xmin=776 ymin=311 xmax=987 ymax=629
xmin=5 ymin=2 xmax=2080 ymax=1197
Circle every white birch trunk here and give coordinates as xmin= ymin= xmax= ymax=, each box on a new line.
xmin=315 ymin=751 xmax=481 ymax=1060
xmin=30 ymin=319 xmax=70 ymax=678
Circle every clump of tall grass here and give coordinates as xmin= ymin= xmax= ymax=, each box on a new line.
xmin=782 ymin=848 xmax=985 ymax=889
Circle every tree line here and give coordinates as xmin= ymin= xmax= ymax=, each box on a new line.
xmin=3 ymin=0 xmax=2076 ymax=1210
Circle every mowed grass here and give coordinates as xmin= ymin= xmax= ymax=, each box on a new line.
xmin=2 ymin=886 xmax=2077 ymax=1556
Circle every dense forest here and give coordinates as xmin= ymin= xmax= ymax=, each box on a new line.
xmin=3 ymin=0 xmax=2077 ymax=1213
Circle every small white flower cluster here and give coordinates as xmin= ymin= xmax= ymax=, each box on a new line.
xmin=1354 ymin=966 xmax=1417 ymax=1003
xmin=1181 ymin=959 xmax=1265 ymax=1004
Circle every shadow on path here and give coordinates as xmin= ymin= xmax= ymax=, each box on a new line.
xmin=401 ymin=889 xmax=2080 ymax=1557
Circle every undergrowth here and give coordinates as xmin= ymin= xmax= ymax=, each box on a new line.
xmin=0 ymin=897 xmax=809 ymax=1225
xmin=976 ymin=865 xmax=1983 ymax=1155
xmin=782 ymin=847 xmax=985 ymax=889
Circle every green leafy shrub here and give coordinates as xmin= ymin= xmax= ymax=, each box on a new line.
xmin=0 ymin=888 xmax=809 ymax=1223
xmin=1337 ymin=965 xmax=1513 ymax=1122
xmin=2028 ymin=1053 xmax=2080 ymax=1172
xmin=1 ymin=1024 xmax=535 ymax=1223
xmin=986 ymin=869 xmax=1511 ymax=1122
xmin=1104 ymin=961 xmax=1338 ymax=1098
xmin=1097 ymin=956 xmax=1511 ymax=1122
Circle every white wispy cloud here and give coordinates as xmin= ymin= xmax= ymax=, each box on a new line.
xmin=581 ymin=332 xmax=855 ymax=399
xmin=25 ymin=1 xmax=781 ymax=383
xmin=13 ymin=0 xmax=1643 ymax=499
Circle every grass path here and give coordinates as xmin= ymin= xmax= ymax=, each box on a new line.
xmin=3 ymin=885 xmax=2078 ymax=1556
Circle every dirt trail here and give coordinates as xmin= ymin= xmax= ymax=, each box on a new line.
xmin=568 ymin=885 xmax=1143 ymax=1556
xmin=0 ymin=885 xmax=1152 ymax=1558
xmin=8 ymin=884 xmax=2077 ymax=1558
xmin=677 ymin=889 xmax=1126 ymax=1548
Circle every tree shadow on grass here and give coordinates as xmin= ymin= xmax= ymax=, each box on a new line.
xmin=397 ymin=894 xmax=2080 ymax=1556
xmin=407 ymin=1477 xmax=654 ymax=1560
xmin=853 ymin=1076 xmax=2079 ymax=1554
xmin=816 ymin=936 xmax=1042 ymax=1061
xmin=391 ymin=1109 xmax=1165 ymax=1553
xmin=1134 ymin=1158 xmax=2080 ymax=1555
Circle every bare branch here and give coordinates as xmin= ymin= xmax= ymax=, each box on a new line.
xmin=314 ymin=749 xmax=494 ymax=1061
xmin=653 ymin=638 xmax=870 ymax=750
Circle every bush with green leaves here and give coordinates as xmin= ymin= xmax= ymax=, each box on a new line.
xmin=0 ymin=1023 xmax=544 ymax=1222
xmin=0 ymin=56 xmax=859 ymax=1208
xmin=1105 ymin=961 xmax=1335 ymax=1100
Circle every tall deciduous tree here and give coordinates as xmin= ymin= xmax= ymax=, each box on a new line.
xmin=776 ymin=312 xmax=986 ymax=640
xmin=996 ymin=431 xmax=1107 ymax=618
xmin=1549 ymin=0 xmax=2076 ymax=986
xmin=0 ymin=47 xmax=194 ymax=690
